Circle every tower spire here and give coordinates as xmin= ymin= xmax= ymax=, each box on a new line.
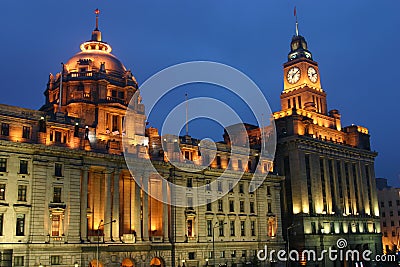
xmin=294 ymin=6 xmax=299 ymax=36
xmin=95 ymin=8 xmax=100 ymax=30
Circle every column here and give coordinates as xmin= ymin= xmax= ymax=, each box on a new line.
xmin=142 ymin=175 xmax=149 ymax=242
xmin=80 ymin=168 xmax=89 ymax=241
xmin=112 ymin=170 xmax=120 ymax=241
xmin=104 ymin=170 xmax=112 ymax=241
xmin=134 ymin=179 xmax=142 ymax=241
xmin=162 ymin=180 xmax=169 ymax=241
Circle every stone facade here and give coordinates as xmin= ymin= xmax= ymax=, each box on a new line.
xmin=0 ymin=13 xmax=285 ymax=267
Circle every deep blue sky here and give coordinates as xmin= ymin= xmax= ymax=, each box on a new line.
xmin=0 ymin=1 xmax=399 ymax=185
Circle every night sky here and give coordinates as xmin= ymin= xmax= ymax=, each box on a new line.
xmin=0 ymin=1 xmax=399 ymax=185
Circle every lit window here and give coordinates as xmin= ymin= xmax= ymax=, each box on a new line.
xmin=207 ymin=220 xmax=212 ymax=237
xmin=240 ymin=221 xmax=245 ymax=236
xmin=17 ymin=185 xmax=27 ymax=202
xmin=0 ymin=184 xmax=5 ymax=200
xmin=205 ymin=180 xmax=211 ymax=191
xmin=16 ymin=214 xmax=25 ymax=236
xmin=19 ymin=160 xmax=28 ymax=174
xmin=251 ymin=221 xmax=256 ymax=236
xmin=187 ymin=219 xmax=194 ymax=237
xmin=218 ymin=200 xmax=223 ymax=212
xmin=51 ymin=215 xmax=61 ymax=236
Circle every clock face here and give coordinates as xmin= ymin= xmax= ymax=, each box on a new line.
xmin=287 ymin=67 xmax=301 ymax=84
xmin=307 ymin=66 xmax=318 ymax=83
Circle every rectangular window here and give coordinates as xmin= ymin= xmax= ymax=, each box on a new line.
xmin=216 ymin=156 xmax=221 ymax=168
xmin=250 ymin=202 xmax=255 ymax=213
xmin=218 ymin=199 xmax=223 ymax=212
xmin=229 ymin=182 xmax=234 ymax=193
xmin=230 ymin=221 xmax=235 ymax=236
xmin=187 ymin=178 xmax=193 ymax=188
xmin=207 ymin=220 xmax=212 ymax=237
xmin=239 ymin=183 xmax=244 ymax=194
xmin=240 ymin=221 xmax=245 ymax=236
xmin=54 ymin=163 xmax=63 ymax=177
xmin=52 ymin=215 xmax=61 ymax=236
xmin=390 ymin=211 xmax=394 ymax=217
xmin=188 ymin=252 xmax=195 ymax=260
xmin=217 ymin=181 xmax=223 ymax=192
xmin=187 ymin=197 xmax=193 ymax=209
xmin=238 ymin=159 xmax=242 ymax=170
xmin=380 ymin=202 xmax=384 ymax=208
xmin=206 ymin=199 xmax=212 ymax=212
xmin=389 ymin=201 xmax=393 ymax=207
xmin=53 ymin=187 xmax=62 ymax=203
xmin=220 ymin=251 xmax=225 ymax=258
xmin=0 ymin=158 xmax=7 ymax=172
xmin=229 ymin=200 xmax=234 ymax=212
xmin=112 ymin=115 xmax=119 ymax=132
xmin=111 ymin=90 xmax=117 ymax=98
xmin=18 ymin=185 xmax=27 ymax=202
xmin=14 ymin=256 xmax=24 ymax=267
xmin=240 ymin=201 xmax=245 ymax=213
xmin=118 ymin=91 xmax=125 ymax=99
xmin=242 ymin=250 xmax=247 ymax=258
xmin=16 ymin=214 xmax=25 ymax=236
xmin=268 ymin=202 xmax=272 ymax=213
xmin=51 ymin=256 xmax=61 ymax=265
xmin=267 ymin=186 xmax=271 ymax=196
xmin=206 ymin=180 xmax=211 ymax=191
xmin=0 ymin=214 xmax=3 ymax=236
xmin=187 ymin=219 xmax=193 ymax=237
xmin=1 ymin=123 xmax=9 ymax=136
xmin=55 ymin=131 xmax=62 ymax=143
xmin=22 ymin=126 xmax=31 ymax=139
xmin=19 ymin=160 xmax=28 ymax=174
xmin=0 ymin=184 xmax=5 ymax=200
xmin=251 ymin=221 xmax=256 ymax=236
xmin=232 ymin=250 xmax=236 ymax=258
xmin=219 ymin=220 xmax=225 ymax=236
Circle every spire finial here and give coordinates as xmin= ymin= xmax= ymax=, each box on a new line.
xmin=95 ymin=9 xmax=100 ymax=30
xmin=294 ymin=6 xmax=299 ymax=36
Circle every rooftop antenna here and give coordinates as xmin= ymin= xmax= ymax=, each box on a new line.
xmin=95 ymin=8 xmax=100 ymax=30
xmin=294 ymin=6 xmax=299 ymax=36
xmin=185 ymin=93 xmax=189 ymax=136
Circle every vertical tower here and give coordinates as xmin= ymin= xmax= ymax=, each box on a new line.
xmin=274 ymin=18 xmax=382 ymax=267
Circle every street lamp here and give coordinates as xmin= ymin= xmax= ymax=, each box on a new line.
xmin=213 ymin=222 xmax=227 ymax=267
xmin=286 ymin=223 xmax=298 ymax=267
xmin=96 ymin=219 xmax=116 ymax=267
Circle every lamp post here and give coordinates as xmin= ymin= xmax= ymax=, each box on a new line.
xmin=96 ymin=219 xmax=116 ymax=267
xmin=286 ymin=224 xmax=298 ymax=267
xmin=213 ymin=222 xmax=227 ymax=267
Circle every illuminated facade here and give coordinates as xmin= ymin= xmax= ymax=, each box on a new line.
xmin=0 ymin=12 xmax=285 ymax=267
xmin=273 ymin=29 xmax=382 ymax=266
xmin=376 ymin=178 xmax=400 ymax=254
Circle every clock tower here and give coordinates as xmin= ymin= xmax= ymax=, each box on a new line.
xmin=281 ymin=31 xmax=327 ymax=115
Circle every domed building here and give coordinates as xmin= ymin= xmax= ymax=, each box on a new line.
xmin=40 ymin=10 xmax=147 ymax=154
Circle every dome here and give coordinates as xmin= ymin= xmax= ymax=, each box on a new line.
xmin=65 ymin=50 xmax=127 ymax=75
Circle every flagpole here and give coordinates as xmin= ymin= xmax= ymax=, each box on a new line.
xmin=185 ymin=93 xmax=189 ymax=136
xmin=58 ymin=63 xmax=64 ymax=113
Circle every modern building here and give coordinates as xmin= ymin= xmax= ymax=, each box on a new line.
xmin=376 ymin=178 xmax=400 ymax=254
xmin=273 ymin=25 xmax=382 ymax=266
xmin=0 ymin=11 xmax=285 ymax=267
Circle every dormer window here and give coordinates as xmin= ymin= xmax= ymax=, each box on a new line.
xmin=79 ymin=67 xmax=87 ymax=73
